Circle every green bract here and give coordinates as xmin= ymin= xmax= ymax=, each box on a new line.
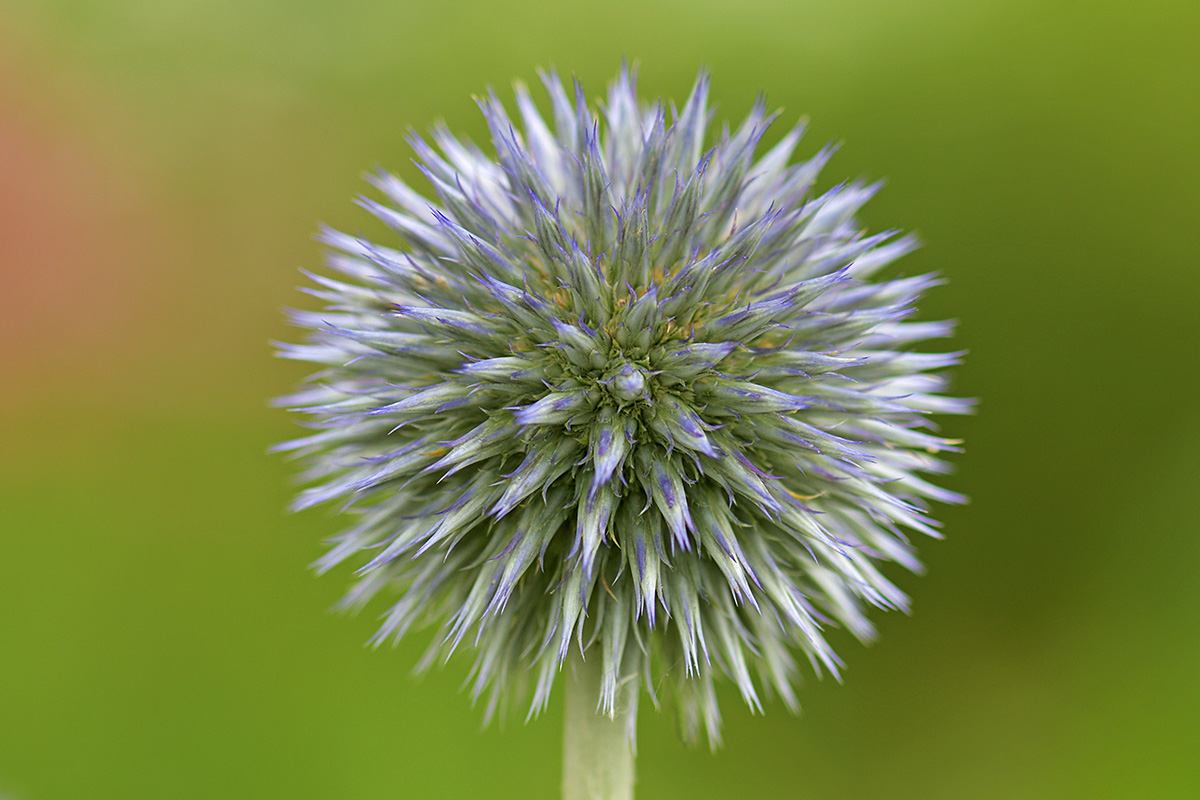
xmin=277 ymin=68 xmax=969 ymax=745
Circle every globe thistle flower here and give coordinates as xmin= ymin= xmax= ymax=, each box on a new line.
xmin=276 ymin=68 xmax=968 ymax=755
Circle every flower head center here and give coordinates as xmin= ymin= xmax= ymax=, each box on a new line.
xmin=609 ymin=362 xmax=649 ymax=404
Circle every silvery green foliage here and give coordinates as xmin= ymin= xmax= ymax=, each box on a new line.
xmin=277 ymin=68 xmax=969 ymax=746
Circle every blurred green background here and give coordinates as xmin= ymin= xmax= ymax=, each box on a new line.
xmin=2 ymin=0 xmax=1197 ymax=797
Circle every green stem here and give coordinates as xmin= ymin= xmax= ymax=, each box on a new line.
xmin=562 ymin=649 xmax=635 ymax=800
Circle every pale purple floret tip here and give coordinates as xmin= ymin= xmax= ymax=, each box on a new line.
xmin=276 ymin=67 xmax=969 ymax=746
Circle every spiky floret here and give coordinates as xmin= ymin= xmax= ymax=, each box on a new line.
xmin=277 ymin=68 xmax=969 ymax=745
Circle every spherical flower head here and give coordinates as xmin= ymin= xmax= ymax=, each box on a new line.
xmin=277 ymin=68 xmax=969 ymax=746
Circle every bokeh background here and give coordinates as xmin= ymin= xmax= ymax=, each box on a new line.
xmin=2 ymin=1 xmax=1198 ymax=797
